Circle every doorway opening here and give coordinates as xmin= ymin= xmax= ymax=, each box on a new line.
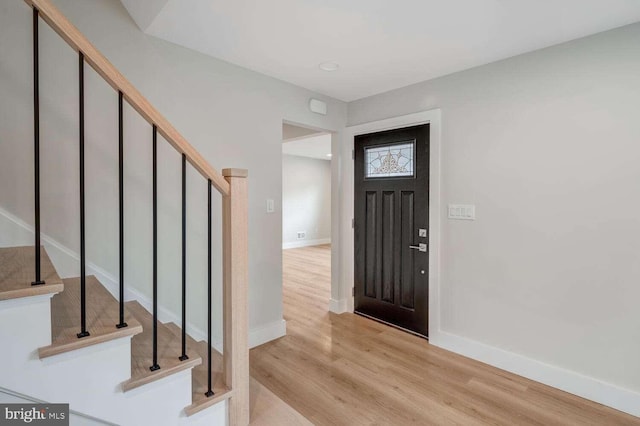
xmin=281 ymin=122 xmax=333 ymax=314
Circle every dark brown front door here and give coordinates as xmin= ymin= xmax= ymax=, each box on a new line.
xmin=354 ymin=124 xmax=429 ymax=337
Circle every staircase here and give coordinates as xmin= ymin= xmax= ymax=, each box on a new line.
xmin=0 ymin=0 xmax=249 ymax=425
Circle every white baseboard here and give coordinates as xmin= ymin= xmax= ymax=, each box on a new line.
xmin=9 ymin=205 xmax=636 ymax=418
xmin=329 ymin=298 xmax=349 ymax=314
xmin=282 ymin=238 xmax=331 ymax=250
xmin=430 ymin=330 xmax=640 ymax=418
xmin=250 ymin=319 xmax=287 ymax=348
xmin=0 ymin=206 xmax=285 ymax=350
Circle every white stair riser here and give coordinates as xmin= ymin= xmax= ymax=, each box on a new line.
xmin=0 ymin=296 xmax=226 ymax=425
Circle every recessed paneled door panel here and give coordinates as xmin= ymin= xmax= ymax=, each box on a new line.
xmin=354 ymin=124 xmax=429 ymax=337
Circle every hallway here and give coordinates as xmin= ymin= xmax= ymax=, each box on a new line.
xmin=250 ymin=245 xmax=639 ymax=425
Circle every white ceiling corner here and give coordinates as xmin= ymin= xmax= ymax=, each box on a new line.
xmin=120 ymin=0 xmax=171 ymax=32
xmin=120 ymin=0 xmax=640 ymax=102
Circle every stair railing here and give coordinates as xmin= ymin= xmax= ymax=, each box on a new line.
xmin=25 ymin=0 xmax=249 ymax=423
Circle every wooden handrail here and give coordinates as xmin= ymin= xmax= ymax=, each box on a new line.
xmin=25 ymin=0 xmax=230 ymax=196
xmin=24 ymin=2 xmax=250 ymax=421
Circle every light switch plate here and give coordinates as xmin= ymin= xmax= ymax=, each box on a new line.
xmin=266 ymin=199 xmax=275 ymax=213
xmin=448 ymin=204 xmax=475 ymax=220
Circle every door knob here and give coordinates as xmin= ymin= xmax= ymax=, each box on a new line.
xmin=409 ymin=243 xmax=427 ymax=252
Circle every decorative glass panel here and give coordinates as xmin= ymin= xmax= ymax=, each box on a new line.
xmin=365 ymin=141 xmax=414 ymax=178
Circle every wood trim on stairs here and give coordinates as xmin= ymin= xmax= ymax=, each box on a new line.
xmin=163 ymin=322 xmax=233 ymax=416
xmin=23 ymin=0 xmax=230 ymax=196
xmin=0 ymin=246 xmax=63 ymax=301
xmin=10 ymin=1 xmax=252 ymax=421
xmin=39 ymin=275 xmax=142 ymax=358
xmin=122 ymin=301 xmax=202 ymax=392
xmin=222 ymin=169 xmax=250 ymax=425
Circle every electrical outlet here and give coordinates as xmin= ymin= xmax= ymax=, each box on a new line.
xmin=297 ymin=231 xmax=306 ymax=240
xmin=448 ymin=204 xmax=475 ymax=220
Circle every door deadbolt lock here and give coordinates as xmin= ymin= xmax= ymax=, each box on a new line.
xmin=409 ymin=243 xmax=427 ymax=252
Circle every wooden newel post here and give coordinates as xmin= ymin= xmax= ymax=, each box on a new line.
xmin=222 ymin=168 xmax=249 ymax=426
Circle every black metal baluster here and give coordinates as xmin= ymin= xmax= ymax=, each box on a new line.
xmin=31 ymin=8 xmax=45 ymax=287
xmin=77 ymin=52 xmax=89 ymax=339
xmin=205 ymin=179 xmax=214 ymax=397
xmin=150 ymin=125 xmax=160 ymax=371
xmin=116 ymin=91 xmax=127 ymax=329
xmin=179 ymin=154 xmax=189 ymax=361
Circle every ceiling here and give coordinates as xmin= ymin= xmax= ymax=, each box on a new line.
xmin=120 ymin=0 xmax=640 ymax=102
xmin=282 ymin=133 xmax=332 ymax=161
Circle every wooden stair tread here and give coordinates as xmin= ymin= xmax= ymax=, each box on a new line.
xmin=0 ymin=246 xmax=63 ymax=301
xmin=185 ymin=338 xmax=231 ymax=416
xmin=163 ymin=322 xmax=232 ymax=416
xmin=39 ymin=276 xmax=142 ymax=358
xmin=123 ymin=301 xmax=201 ymax=392
xmin=164 ymin=321 xmax=197 ymax=346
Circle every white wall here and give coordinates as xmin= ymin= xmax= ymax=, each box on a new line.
xmin=347 ymin=22 xmax=640 ymax=399
xmin=0 ymin=0 xmax=346 ymax=345
xmin=282 ymin=155 xmax=331 ymax=248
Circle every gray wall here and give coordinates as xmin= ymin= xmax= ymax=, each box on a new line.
xmin=282 ymin=155 xmax=331 ymax=246
xmin=348 ymin=23 xmax=640 ymax=392
xmin=0 ymin=0 xmax=346 ymax=341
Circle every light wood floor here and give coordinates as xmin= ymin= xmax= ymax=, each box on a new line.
xmin=250 ymin=376 xmax=313 ymax=426
xmin=250 ymin=244 xmax=640 ymax=426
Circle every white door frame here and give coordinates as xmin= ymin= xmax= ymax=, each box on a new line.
xmin=334 ymin=109 xmax=441 ymax=339
xmin=282 ymin=119 xmax=343 ymax=318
